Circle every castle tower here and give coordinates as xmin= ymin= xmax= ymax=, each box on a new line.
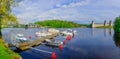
xmin=91 ymin=20 xmax=95 ymax=28
xmin=109 ymin=20 xmax=112 ymax=26
xmin=104 ymin=20 xmax=107 ymax=26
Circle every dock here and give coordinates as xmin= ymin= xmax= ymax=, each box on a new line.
xmin=15 ymin=33 xmax=60 ymax=50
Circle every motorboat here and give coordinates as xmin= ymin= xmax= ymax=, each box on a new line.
xmin=35 ymin=31 xmax=52 ymax=37
xmin=15 ymin=34 xmax=28 ymax=43
xmin=67 ymin=29 xmax=77 ymax=34
xmin=61 ymin=31 xmax=73 ymax=36
xmin=45 ymin=39 xmax=63 ymax=47
xmin=48 ymin=28 xmax=60 ymax=33
xmin=61 ymin=29 xmax=76 ymax=36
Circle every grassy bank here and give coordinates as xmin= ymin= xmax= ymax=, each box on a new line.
xmin=96 ymin=26 xmax=113 ymax=28
xmin=0 ymin=37 xmax=21 ymax=59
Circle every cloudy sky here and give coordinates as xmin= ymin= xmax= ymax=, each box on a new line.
xmin=12 ymin=0 xmax=120 ymax=24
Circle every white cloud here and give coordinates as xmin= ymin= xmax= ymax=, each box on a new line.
xmin=56 ymin=0 xmax=90 ymax=8
xmin=12 ymin=0 xmax=120 ymax=24
xmin=90 ymin=0 xmax=120 ymax=8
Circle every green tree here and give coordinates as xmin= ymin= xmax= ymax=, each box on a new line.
xmin=114 ymin=16 xmax=120 ymax=33
xmin=0 ymin=0 xmax=21 ymax=59
xmin=34 ymin=20 xmax=80 ymax=28
xmin=0 ymin=0 xmax=19 ymax=36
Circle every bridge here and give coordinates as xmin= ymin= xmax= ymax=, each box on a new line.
xmin=91 ymin=20 xmax=112 ymax=28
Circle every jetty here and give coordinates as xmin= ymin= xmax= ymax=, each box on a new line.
xmin=12 ymin=32 xmax=60 ymax=50
xmin=16 ymin=33 xmax=59 ymax=50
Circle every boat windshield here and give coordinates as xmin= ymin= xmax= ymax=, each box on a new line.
xmin=17 ymin=36 xmax=24 ymax=38
xmin=67 ymin=30 xmax=73 ymax=32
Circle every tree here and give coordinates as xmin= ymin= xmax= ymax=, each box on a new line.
xmin=0 ymin=1 xmax=22 ymax=59
xmin=114 ymin=16 xmax=120 ymax=33
xmin=0 ymin=0 xmax=20 ymax=36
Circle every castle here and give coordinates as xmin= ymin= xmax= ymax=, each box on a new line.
xmin=91 ymin=20 xmax=112 ymax=28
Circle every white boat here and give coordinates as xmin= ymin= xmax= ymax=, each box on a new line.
xmin=67 ymin=29 xmax=77 ymax=34
xmin=35 ymin=28 xmax=59 ymax=37
xmin=61 ymin=31 xmax=73 ymax=36
xmin=61 ymin=29 xmax=76 ymax=36
xmin=35 ymin=31 xmax=52 ymax=37
xmin=61 ymin=29 xmax=77 ymax=38
xmin=15 ymin=34 xmax=28 ymax=42
xmin=45 ymin=39 xmax=63 ymax=47
xmin=48 ymin=28 xmax=60 ymax=33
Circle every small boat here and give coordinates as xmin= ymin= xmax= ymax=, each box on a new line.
xmin=48 ymin=28 xmax=60 ymax=33
xmin=35 ymin=28 xmax=59 ymax=37
xmin=35 ymin=31 xmax=52 ymax=37
xmin=67 ymin=29 xmax=77 ymax=34
xmin=15 ymin=34 xmax=28 ymax=43
xmin=61 ymin=29 xmax=76 ymax=36
xmin=61 ymin=31 xmax=73 ymax=36
xmin=45 ymin=39 xmax=63 ymax=47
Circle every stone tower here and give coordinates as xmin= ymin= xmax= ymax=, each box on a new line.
xmin=104 ymin=20 xmax=107 ymax=26
xmin=109 ymin=20 xmax=112 ymax=26
xmin=91 ymin=20 xmax=95 ymax=28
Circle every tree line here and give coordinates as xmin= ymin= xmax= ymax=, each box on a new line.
xmin=34 ymin=20 xmax=81 ymax=28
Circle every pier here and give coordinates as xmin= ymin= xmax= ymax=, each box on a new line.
xmin=13 ymin=33 xmax=60 ymax=50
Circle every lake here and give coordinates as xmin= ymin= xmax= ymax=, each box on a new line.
xmin=2 ymin=28 xmax=120 ymax=59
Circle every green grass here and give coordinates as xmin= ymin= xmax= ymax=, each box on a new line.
xmin=96 ymin=26 xmax=113 ymax=28
xmin=0 ymin=37 xmax=20 ymax=59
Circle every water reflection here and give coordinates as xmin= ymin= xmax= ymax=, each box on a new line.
xmin=113 ymin=33 xmax=120 ymax=48
xmin=91 ymin=28 xmax=112 ymax=36
xmin=104 ymin=28 xmax=107 ymax=36
xmin=109 ymin=28 xmax=112 ymax=36
xmin=91 ymin=28 xmax=94 ymax=36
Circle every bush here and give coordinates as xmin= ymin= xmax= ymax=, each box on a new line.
xmin=114 ymin=16 xmax=120 ymax=33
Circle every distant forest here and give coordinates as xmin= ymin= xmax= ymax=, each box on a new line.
xmin=34 ymin=20 xmax=90 ymax=28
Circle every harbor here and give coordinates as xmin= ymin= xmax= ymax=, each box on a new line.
xmin=2 ymin=28 xmax=120 ymax=59
xmin=1 ymin=0 xmax=120 ymax=59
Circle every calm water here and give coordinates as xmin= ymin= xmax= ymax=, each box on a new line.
xmin=2 ymin=28 xmax=120 ymax=59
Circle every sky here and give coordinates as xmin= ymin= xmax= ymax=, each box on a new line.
xmin=12 ymin=0 xmax=120 ymax=24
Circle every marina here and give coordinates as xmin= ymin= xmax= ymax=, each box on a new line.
xmin=2 ymin=28 xmax=120 ymax=59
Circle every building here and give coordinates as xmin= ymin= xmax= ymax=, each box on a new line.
xmin=91 ymin=20 xmax=112 ymax=28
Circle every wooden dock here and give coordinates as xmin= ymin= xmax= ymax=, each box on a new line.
xmin=16 ymin=33 xmax=60 ymax=50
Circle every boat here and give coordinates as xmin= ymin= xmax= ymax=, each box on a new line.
xmin=48 ymin=28 xmax=60 ymax=33
xmin=67 ymin=29 xmax=77 ymax=34
xmin=45 ymin=39 xmax=63 ymax=47
xmin=61 ymin=29 xmax=76 ymax=36
xmin=15 ymin=34 xmax=28 ymax=43
xmin=61 ymin=31 xmax=73 ymax=36
xmin=35 ymin=31 xmax=52 ymax=37
xmin=35 ymin=28 xmax=59 ymax=37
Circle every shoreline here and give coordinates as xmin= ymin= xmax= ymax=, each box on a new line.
xmin=0 ymin=36 xmax=21 ymax=59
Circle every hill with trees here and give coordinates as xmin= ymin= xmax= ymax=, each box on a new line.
xmin=34 ymin=20 xmax=82 ymax=28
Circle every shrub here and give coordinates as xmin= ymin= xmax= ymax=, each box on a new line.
xmin=114 ymin=16 xmax=120 ymax=33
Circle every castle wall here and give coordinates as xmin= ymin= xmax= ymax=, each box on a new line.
xmin=91 ymin=20 xmax=112 ymax=28
xmin=93 ymin=24 xmax=110 ymax=28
